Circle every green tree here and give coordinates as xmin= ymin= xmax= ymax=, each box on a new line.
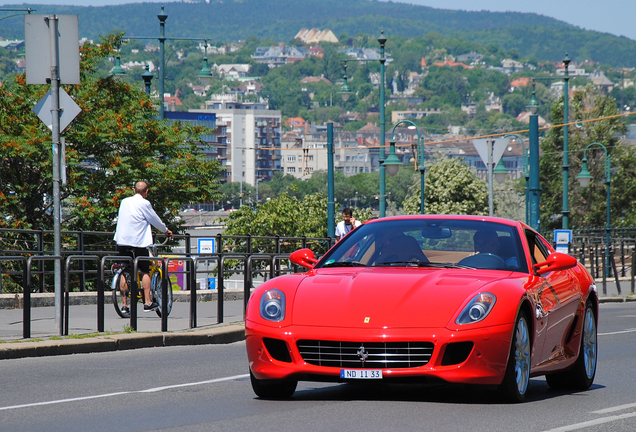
xmin=539 ymin=84 xmax=635 ymax=231
xmin=402 ymin=154 xmax=489 ymax=215
xmin=0 ymin=34 xmax=222 ymax=233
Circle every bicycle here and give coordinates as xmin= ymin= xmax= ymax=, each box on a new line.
xmin=111 ymin=238 xmax=174 ymax=318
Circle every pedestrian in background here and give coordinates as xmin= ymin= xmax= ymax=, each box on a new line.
xmin=335 ymin=207 xmax=361 ymax=242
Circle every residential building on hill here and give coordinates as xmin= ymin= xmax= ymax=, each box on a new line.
xmin=295 ymin=28 xmax=339 ymax=44
xmin=251 ymin=45 xmax=308 ymax=67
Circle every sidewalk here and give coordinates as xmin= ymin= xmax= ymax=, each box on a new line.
xmin=0 ymin=290 xmax=248 ymax=360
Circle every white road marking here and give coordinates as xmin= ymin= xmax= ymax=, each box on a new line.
xmin=598 ymin=327 xmax=636 ymax=336
xmin=540 ymin=411 xmax=636 ymax=432
xmin=0 ymin=373 xmax=249 ymax=412
xmin=592 ymin=402 xmax=636 ymax=414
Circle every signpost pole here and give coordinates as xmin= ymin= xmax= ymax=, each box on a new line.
xmin=46 ymin=15 xmax=63 ymax=333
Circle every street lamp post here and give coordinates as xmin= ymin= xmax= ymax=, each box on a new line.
xmin=339 ymin=32 xmax=388 ymax=217
xmin=503 ymin=134 xmax=529 ymax=224
xmin=562 ymin=54 xmax=571 ymax=229
xmin=389 ymin=120 xmax=426 ymax=214
xmin=527 ymin=87 xmax=541 ymax=231
xmin=577 ymin=142 xmax=611 ymax=251
xmin=327 ymin=123 xmax=335 ymax=239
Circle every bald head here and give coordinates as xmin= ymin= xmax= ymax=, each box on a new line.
xmin=134 ymin=181 xmax=149 ymax=196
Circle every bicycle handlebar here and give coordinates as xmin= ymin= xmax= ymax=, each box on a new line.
xmin=153 ymin=236 xmax=171 ymax=248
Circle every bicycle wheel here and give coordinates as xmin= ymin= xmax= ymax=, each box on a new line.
xmin=152 ymin=270 xmax=173 ymax=317
xmin=112 ymin=269 xmax=132 ymax=318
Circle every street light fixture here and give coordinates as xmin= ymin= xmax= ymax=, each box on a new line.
xmin=141 ymin=63 xmax=153 ymax=95
xmin=383 ymin=139 xmax=402 ymax=176
xmin=197 ymin=41 xmax=213 ymax=87
xmin=577 ymin=142 xmax=611 ymax=249
xmin=111 ymin=56 xmax=127 ymax=78
xmin=493 ymin=159 xmax=508 ymax=184
xmin=338 ymin=60 xmax=353 ymax=102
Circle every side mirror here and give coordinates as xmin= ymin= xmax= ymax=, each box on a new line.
xmin=534 ymin=252 xmax=577 ymax=275
xmin=290 ymin=248 xmax=318 ymax=269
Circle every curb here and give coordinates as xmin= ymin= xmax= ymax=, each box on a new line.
xmin=0 ymin=323 xmax=245 ymax=360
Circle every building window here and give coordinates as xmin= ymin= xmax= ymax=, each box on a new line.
xmin=287 ymin=155 xmax=296 ymax=162
xmin=287 ymin=167 xmax=296 ymax=173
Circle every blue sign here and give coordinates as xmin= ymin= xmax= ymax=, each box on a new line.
xmin=198 ymin=238 xmax=216 ymax=254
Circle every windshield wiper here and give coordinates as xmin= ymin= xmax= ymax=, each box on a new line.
xmin=321 ymin=261 xmax=366 ymax=268
xmin=417 ymin=262 xmax=476 ymax=269
xmin=376 ymin=261 xmax=475 ymax=269
xmin=376 ymin=261 xmax=423 ymax=267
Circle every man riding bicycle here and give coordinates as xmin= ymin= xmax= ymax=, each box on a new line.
xmin=114 ymin=181 xmax=173 ymax=313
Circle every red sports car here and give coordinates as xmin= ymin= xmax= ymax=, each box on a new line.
xmin=245 ymin=215 xmax=598 ymax=402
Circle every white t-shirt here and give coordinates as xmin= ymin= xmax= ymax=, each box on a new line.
xmin=114 ymin=194 xmax=168 ymax=248
xmin=335 ymin=219 xmax=361 ymax=239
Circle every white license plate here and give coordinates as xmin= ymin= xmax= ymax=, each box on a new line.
xmin=340 ymin=369 xmax=383 ymax=379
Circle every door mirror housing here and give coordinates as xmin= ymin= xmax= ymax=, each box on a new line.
xmin=290 ymin=248 xmax=318 ymax=269
xmin=534 ymin=252 xmax=577 ymax=275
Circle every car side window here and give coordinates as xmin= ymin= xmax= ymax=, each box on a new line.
xmin=525 ymin=230 xmax=549 ymax=266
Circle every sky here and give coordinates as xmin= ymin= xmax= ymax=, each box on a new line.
xmin=3 ymin=0 xmax=636 ymax=41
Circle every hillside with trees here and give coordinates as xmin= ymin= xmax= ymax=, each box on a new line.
xmin=2 ymin=0 xmax=636 ymax=67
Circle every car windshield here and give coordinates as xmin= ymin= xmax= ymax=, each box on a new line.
xmin=318 ymin=218 xmax=527 ymax=272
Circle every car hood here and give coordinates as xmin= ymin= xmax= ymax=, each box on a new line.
xmin=291 ymin=268 xmax=510 ymax=329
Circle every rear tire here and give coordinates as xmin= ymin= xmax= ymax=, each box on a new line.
xmin=112 ymin=270 xmax=131 ymax=318
xmin=498 ymin=309 xmax=531 ymax=403
xmin=546 ymin=302 xmax=597 ymax=390
xmin=153 ymin=271 xmax=173 ymax=318
xmin=249 ymin=369 xmax=297 ymax=399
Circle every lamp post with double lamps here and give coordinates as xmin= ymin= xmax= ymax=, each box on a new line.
xmin=118 ymin=6 xmax=214 ymax=119
xmin=389 ymin=120 xmax=426 ymax=214
xmin=502 ymin=134 xmax=529 ymax=224
xmin=339 ymin=31 xmax=388 ymax=216
xmin=532 ymin=54 xmax=571 ymax=229
xmin=577 ymin=142 xmax=612 ymax=252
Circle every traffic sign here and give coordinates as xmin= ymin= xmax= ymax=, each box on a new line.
xmin=33 ymin=88 xmax=82 ymax=132
xmin=472 ymin=139 xmax=507 ymax=166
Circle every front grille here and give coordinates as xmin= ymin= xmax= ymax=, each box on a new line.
xmin=297 ymin=340 xmax=434 ymax=369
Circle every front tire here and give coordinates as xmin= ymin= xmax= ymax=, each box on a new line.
xmin=112 ymin=270 xmax=131 ymax=319
xmin=546 ymin=302 xmax=597 ymax=390
xmin=153 ymin=271 xmax=173 ymax=318
xmin=249 ymin=369 xmax=297 ymax=399
xmin=498 ymin=309 xmax=531 ymax=403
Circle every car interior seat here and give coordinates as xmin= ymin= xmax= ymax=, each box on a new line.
xmin=376 ymin=234 xmax=429 ymax=264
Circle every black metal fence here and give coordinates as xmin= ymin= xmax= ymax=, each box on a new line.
xmin=1 ymin=227 xmax=634 ymax=339
xmin=1 ymin=228 xmax=335 ymax=338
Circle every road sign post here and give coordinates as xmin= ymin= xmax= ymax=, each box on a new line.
xmin=25 ymin=14 xmax=80 ymax=334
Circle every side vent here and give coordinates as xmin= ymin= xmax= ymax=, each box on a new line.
xmin=441 ymin=342 xmax=474 ymax=366
xmin=263 ymin=338 xmax=292 ymax=363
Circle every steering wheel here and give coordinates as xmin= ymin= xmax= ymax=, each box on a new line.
xmin=457 ymin=253 xmax=506 ymax=269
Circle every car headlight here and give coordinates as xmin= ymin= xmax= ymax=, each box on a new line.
xmin=456 ymin=293 xmax=496 ymax=325
xmin=260 ymin=289 xmax=285 ymax=322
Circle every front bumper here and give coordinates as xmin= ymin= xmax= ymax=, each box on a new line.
xmin=246 ymin=321 xmax=514 ymax=386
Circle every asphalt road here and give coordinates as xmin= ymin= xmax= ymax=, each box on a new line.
xmin=1 ymin=302 xmax=635 ymax=432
